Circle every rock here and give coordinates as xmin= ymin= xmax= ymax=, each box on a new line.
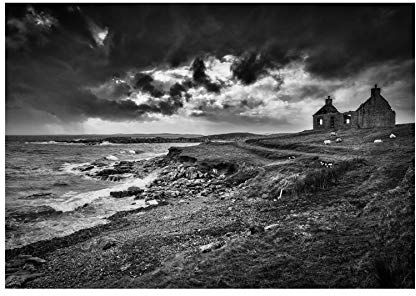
xmin=146 ymin=199 xmax=159 ymax=206
xmin=80 ymin=165 xmax=95 ymax=172
xmin=23 ymin=256 xmax=46 ymax=265
xmin=22 ymin=263 xmax=37 ymax=272
xmin=120 ymin=263 xmax=131 ymax=271
xmin=264 ymin=223 xmax=280 ymax=231
xmin=102 ymin=241 xmax=117 ymax=250
xmin=105 ymin=155 xmax=119 ymax=161
xmin=109 ymin=191 xmax=125 ymax=198
xmin=53 ymin=181 xmax=69 ymax=187
xmin=374 ymin=139 xmax=383 ymax=143
xmin=22 ymin=192 xmax=53 ymax=199
xmin=261 ymin=193 xmax=268 ymax=199
xmin=199 ymin=241 xmax=224 ymax=253
xmin=389 ymin=133 xmax=396 ymax=139
xmin=134 ymin=194 xmax=145 ymax=200
xmin=127 ymin=186 xmax=144 ymax=195
xmin=110 ymin=187 xmax=144 ymax=198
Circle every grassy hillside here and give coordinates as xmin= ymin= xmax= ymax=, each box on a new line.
xmin=131 ymin=124 xmax=415 ymax=288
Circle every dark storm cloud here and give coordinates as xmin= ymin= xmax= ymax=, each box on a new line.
xmin=5 ymin=4 xmax=414 ymax=131
xmin=6 ymin=5 xmax=58 ymax=50
xmin=169 ymin=83 xmax=186 ymax=98
xmin=191 ymin=57 xmax=221 ymax=93
xmin=134 ymin=73 xmax=164 ymax=98
xmin=231 ymin=52 xmax=273 ymax=85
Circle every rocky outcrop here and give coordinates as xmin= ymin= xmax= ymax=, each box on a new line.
xmin=135 ymin=163 xmax=234 ymax=203
xmin=110 ymin=186 xmax=144 ymax=198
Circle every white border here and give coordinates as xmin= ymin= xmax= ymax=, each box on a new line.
xmin=1 ymin=1 xmax=415 ymax=295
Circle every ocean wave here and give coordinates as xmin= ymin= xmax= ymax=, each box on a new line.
xmin=60 ymin=162 xmax=93 ymax=175
xmin=25 ymin=141 xmax=84 ymax=146
xmin=7 ymin=205 xmax=62 ymax=221
xmin=48 ymin=172 xmax=158 ymax=212
xmin=99 ymin=141 xmax=119 ymax=146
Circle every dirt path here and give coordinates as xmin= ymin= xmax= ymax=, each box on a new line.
xmin=235 ymin=141 xmax=355 ymax=162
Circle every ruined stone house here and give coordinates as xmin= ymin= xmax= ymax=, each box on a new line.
xmin=313 ymin=85 xmax=396 ymax=130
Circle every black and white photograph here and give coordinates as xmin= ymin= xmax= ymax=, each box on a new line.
xmin=4 ymin=1 xmax=415 ymax=290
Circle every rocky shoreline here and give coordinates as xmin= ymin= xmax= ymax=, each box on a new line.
xmin=53 ymin=132 xmax=264 ymax=146
xmin=5 ymin=145 xmax=242 ymax=287
xmin=5 ymin=125 xmax=415 ymax=288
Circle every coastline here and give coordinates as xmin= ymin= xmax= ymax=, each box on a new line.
xmin=5 ymin=125 xmax=415 ymax=288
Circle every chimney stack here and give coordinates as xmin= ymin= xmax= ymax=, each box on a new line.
xmin=325 ymin=95 xmax=333 ymax=105
xmin=371 ymin=84 xmax=381 ymax=96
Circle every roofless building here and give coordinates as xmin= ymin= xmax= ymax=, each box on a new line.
xmin=313 ymin=85 xmax=396 ymax=130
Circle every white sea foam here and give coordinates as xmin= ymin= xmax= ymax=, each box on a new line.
xmin=48 ymin=172 xmax=158 ymax=212
xmin=99 ymin=141 xmax=119 ymax=146
xmin=26 ymin=141 xmax=84 ymax=145
xmin=128 ymin=150 xmax=136 ymax=154
xmin=60 ymin=162 xmax=92 ymax=175
xmin=27 ymin=141 xmax=59 ymax=144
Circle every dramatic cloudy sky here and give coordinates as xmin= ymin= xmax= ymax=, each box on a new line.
xmin=6 ymin=4 xmax=415 ymax=135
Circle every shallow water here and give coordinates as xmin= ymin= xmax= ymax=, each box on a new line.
xmin=6 ymin=135 xmax=199 ymax=249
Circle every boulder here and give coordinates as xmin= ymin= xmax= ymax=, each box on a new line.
xmin=105 ymin=155 xmax=119 ymax=161
xmin=199 ymin=241 xmax=224 ymax=253
xmin=102 ymin=241 xmax=117 ymax=250
xmin=109 ymin=191 xmax=125 ymax=198
xmin=110 ymin=186 xmax=144 ymax=198
xmin=146 ymin=199 xmax=159 ymax=206
xmin=264 ymin=223 xmax=280 ymax=231
xmin=127 ymin=186 xmax=144 ymax=195
xmin=80 ymin=165 xmax=95 ymax=172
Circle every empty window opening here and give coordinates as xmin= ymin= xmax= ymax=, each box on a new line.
xmin=344 ymin=114 xmax=351 ymax=124
xmin=330 ymin=116 xmax=335 ymax=128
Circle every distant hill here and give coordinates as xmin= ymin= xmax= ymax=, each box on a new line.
xmin=205 ymin=132 xmax=265 ymax=140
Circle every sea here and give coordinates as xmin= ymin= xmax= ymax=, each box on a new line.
xmin=5 ymin=135 xmax=199 ymax=250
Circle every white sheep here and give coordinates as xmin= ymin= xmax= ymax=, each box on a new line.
xmin=320 ymin=160 xmax=333 ymax=168
xmin=374 ymin=139 xmax=383 ymax=143
xmin=389 ymin=133 xmax=396 ymax=139
xmin=335 ymin=138 xmax=342 ymax=143
xmin=330 ymin=131 xmax=337 ymax=136
xmin=324 ymin=140 xmax=331 ymax=145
